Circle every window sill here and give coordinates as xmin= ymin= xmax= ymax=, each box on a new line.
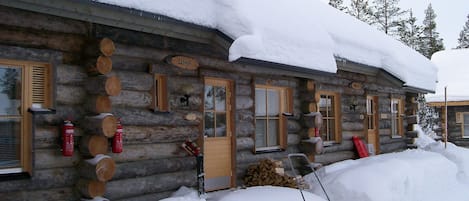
xmin=255 ymin=147 xmax=284 ymax=154
xmin=391 ymin=135 xmax=403 ymax=139
xmin=0 ymin=171 xmax=30 ymax=181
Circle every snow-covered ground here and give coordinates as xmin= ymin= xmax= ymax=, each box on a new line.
xmin=161 ymin=126 xmax=469 ymax=201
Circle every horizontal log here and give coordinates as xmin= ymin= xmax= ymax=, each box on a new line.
xmin=34 ymin=149 xmax=80 ymax=169
xmin=236 ymin=96 xmax=253 ymax=110
xmin=110 ymin=90 xmax=151 ymax=108
xmin=0 ymin=167 xmax=77 ymax=193
xmin=113 ymin=157 xmax=196 ymax=180
xmin=123 ymin=125 xmax=199 ymax=144
xmin=236 ymin=146 xmax=300 ymax=165
xmin=380 ymin=141 xmax=406 ymax=154
xmin=78 ymin=155 xmax=116 ymax=182
xmin=314 ymin=151 xmax=355 ymax=165
xmin=111 ymin=55 xmax=149 ymax=72
xmin=167 ymin=77 xmax=203 ymax=96
xmin=237 ymin=110 xmax=254 ymax=122
xmin=80 ymin=135 xmax=109 ymax=157
xmin=85 ymin=75 xmax=121 ymax=96
xmin=323 ymin=140 xmax=354 ymax=153
xmin=236 ymin=121 xmax=254 ymax=138
xmin=76 ymin=179 xmax=106 ymax=199
xmin=36 ymin=105 xmax=86 ymax=126
xmin=86 ymin=55 xmax=113 ymax=76
xmin=83 ymin=113 xmax=117 ymax=138
xmin=56 ymin=85 xmax=86 ymax=105
xmin=108 ymin=143 xmax=187 ymax=163
xmin=287 ymin=120 xmax=302 ymax=133
xmin=56 ymin=64 xmax=87 ymax=85
xmin=104 ymin=171 xmax=196 ymax=200
xmin=342 ymin=122 xmax=365 ymax=131
xmin=108 ymin=70 xmax=153 ymax=91
xmin=0 ymin=6 xmax=88 ymax=35
xmin=0 ymin=187 xmax=77 ymax=201
xmin=84 ymin=95 xmax=112 ymax=114
xmin=0 ymin=24 xmax=85 ymax=52
xmin=111 ymin=108 xmax=201 ymax=126
xmin=236 ymin=137 xmax=254 ymax=151
xmin=34 ymin=126 xmax=59 ymax=149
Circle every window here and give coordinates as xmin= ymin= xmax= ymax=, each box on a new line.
xmin=317 ymin=91 xmax=341 ymax=142
xmin=366 ymin=97 xmax=375 ymax=130
xmin=150 ymin=74 xmax=168 ymax=112
xmin=0 ymin=59 xmax=50 ymax=175
xmin=391 ymin=98 xmax=404 ymax=137
xmin=255 ymin=85 xmax=291 ymax=151
xmin=462 ymin=113 xmax=469 ymax=138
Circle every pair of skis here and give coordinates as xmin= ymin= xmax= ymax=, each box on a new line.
xmin=288 ymin=153 xmax=331 ymax=201
xmin=182 ymin=139 xmax=205 ymax=196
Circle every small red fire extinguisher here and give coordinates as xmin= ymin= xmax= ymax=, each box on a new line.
xmin=112 ymin=119 xmax=123 ymax=153
xmin=62 ymin=120 xmax=74 ymax=157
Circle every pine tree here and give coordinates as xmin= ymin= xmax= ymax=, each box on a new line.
xmin=347 ymin=0 xmax=374 ymax=24
xmin=418 ymin=4 xmax=444 ymax=58
xmin=456 ymin=14 xmax=469 ymax=49
xmin=370 ymin=0 xmax=406 ymax=35
xmin=416 ymin=94 xmax=439 ymax=134
xmin=396 ymin=9 xmax=421 ymax=50
xmin=329 ymin=0 xmax=347 ymax=11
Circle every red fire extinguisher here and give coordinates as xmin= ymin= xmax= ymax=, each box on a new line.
xmin=112 ymin=119 xmax=123 ymax=153
xmin=62 ymin=120 xmax=74 ymax=157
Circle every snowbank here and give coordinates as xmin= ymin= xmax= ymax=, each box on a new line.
xmin=306 ymin=149 xmax=469 ymax=201
xmin=218 ymin=186 xmax=326 ymax=201
xmin=95 ymin=0 xmax=437 ymax=91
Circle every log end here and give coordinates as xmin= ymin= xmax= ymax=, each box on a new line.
xmin=100 ymin=38 xmax=115 ymax=57
xmin=77 ymin=179 xmax=106 ymax=198
xmin=95 ymin=55 xmax=113 ymax=75
xmin=105 ymin=76 xmax=121 ymax=96
xmin=102 ymin=115 xmax=117 ymax=138
xmin=95 ymin=96 xmax=112 ymax=113
xmin=80 ymin=135 xmax=109 ymax=157
xmin=96 ymin=157 xmax=116 ymax=182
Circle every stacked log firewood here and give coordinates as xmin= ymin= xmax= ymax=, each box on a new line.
xmin=244 ymin=159 xmax=296 ymax=188
xmin=76 ymin=38 xmax=120 ymax=199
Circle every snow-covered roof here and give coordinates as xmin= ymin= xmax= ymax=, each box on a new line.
xmin=95 ymin=0 xmax=437 ymax=91
xmin=426 ymin=48 xmax=469 ymax=102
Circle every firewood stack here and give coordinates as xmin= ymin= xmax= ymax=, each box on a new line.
xmin=244 ymin=159 xmax=297 ymax=188
xmin=77 ymin=38 xmax=120 ymax=200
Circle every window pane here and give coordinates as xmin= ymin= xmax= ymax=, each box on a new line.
xmin=0 ymin=67 xmax=22 ymax=115
xmin=255 ymin=89 xmax=266 ymax=116
xmin=0 ymin=118 xmax=21 ymax=169
xmin=267 ymin=120 xmax=279 ymax=146
xmin=267 ymin=89 xmax=279 ymax=116
xmin=465 ymin=125 xmax=469 ymax=137
xmin=391 ymin=115 xmax=397 ymax=135
xmin=204 ymin=86 xmax=214 ymax=110
xmin=214 ymin=86 xmax=226 ymax=111
xmin=319 ymin=95 xmax=334 ymax=117
xmin=464 ymin=114 xmax=469 ymax=124
xmin=204 ymin=112 xmax=215 ymax=137
xmin=255 ymin=119 xmax=266 ymax=148
xmin=215 ymin=113 xmax=227 ymax=137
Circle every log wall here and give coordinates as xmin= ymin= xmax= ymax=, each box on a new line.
xmin=0 ymin=5 xmax=416 ymax=200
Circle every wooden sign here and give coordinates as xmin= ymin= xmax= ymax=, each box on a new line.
xmin=166 ymin=55 xmax=199 ymax=70
xmin=350 ymin=82 xmax=363 ymax=90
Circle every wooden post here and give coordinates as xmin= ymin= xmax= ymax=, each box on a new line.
xmin=76 ymin=179 xmax=106 ymax=198
xmin=79 ymin=154 xmax=116 ymax=182
xmin=83 ymin=113 xmax=117 ymax=138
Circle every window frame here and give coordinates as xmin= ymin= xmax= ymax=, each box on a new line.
xmin=390 ymin=98 xmax=404 ymax=138
xmin=0 ymin=59 xmax=51 ymax=175
xmin=315 ymin=91 xmax=341 ymax=143
xmin=150 ymin=74 xmax=169 ymax=112
xmin=461 ymin=112 xmax=469 ymax=138
xmin=254 ymin=84 xmax=292 ymax=152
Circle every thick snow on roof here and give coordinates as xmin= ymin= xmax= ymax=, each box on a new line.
xmin=426 ymin=48 xmax=469 ymax=102
xmin=96 ymin=0 xmax=437 ymax=91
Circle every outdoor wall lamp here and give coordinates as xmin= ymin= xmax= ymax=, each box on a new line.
xmin=349 ymin=96 xmax=358 ymax=112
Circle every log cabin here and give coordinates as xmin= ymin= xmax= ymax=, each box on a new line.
xmin=427 ymin=49 xmax=469 ymax=147
xmin=0 ymin=0 xmax=437 ymax=200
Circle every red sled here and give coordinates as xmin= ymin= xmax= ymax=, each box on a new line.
xmin=352 ymin=136 xmax=369 ymax=158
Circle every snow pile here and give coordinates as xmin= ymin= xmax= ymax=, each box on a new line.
xmin=95 ymin=0 xmax=437 ymax=91
xmin=427 ymin=48 xmax=469 ymax=102
xmin=414 ymin=124 xmax=438 ymax=148
xmin=424 ymin=142 xmax=469 ymax=184
xmin=305 ymin=149 xmax=469 ymax=201
xmin=217 ymin=186 xmax=326 ymax=201
xmin=159 ymin=186 xmax=205 ymax=201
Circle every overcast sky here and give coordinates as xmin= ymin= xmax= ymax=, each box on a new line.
xmin=399 ymin=0 xmax=469 ymax=49
xmin=320 ymin=0 xmax=469 ymax=49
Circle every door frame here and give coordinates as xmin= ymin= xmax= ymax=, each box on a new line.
xmin=201 ymin=77 xmax=236 ymax=190
xmin=365 ymin=95 xmax=380 ymax=154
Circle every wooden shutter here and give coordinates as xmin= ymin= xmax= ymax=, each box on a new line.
xmin=31 ymin=66 xmax=50 ymax=107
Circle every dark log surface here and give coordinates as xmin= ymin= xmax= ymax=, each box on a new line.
xmin=110 ymin=90 xmax=151 ymax=108
xmin=111 ymin=108 xmax=201 ymax=126
xmin=85 ymin=75 xmax=121 ymax=96
xmin=108 ymin=143 xmax=187 ymax=163
xmin=84 ymin=95 xmax=112 ymax=114
xmin=113 ymin=157 xmax=196 ymax=180
xmin=122 ymin=125 xmax=199 ymax=144
xmin=0 ymin=168 xmax=77 ymax=192
xmin=56 ymin=64 xmax=87 ymax=85
xmin=0 ymin=187 xmax=78 ymax=201
xmin=76 ymin=179 xmax=106 ymax=199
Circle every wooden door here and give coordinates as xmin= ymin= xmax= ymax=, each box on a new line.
xmin=366 ymin=95 xmax=379 ymax=155
xmin=203 ymin=78 xmax=233 ymax=191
